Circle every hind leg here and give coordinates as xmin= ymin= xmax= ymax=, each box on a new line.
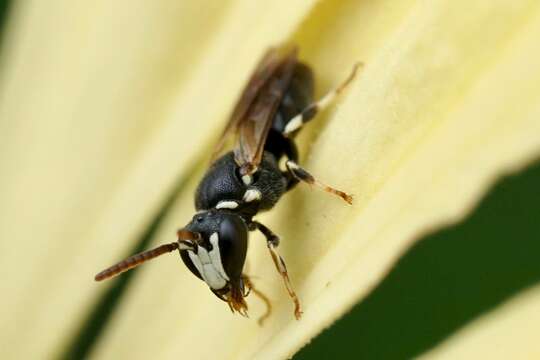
xmin=283 ymin=62 xmax=361 ymax=137
xmin=276 ymin=63 xmax=360 ymax=199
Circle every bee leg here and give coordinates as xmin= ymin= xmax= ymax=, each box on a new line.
xmin=250 ymin=221 xmax=302 ymax=320
xmin=242 ymin=274 xmax=272 ymax=326
xmin=283 ymin=62 xmax=362 ymax=137
xmin=285 ymin=160 xmax=353 ymax=204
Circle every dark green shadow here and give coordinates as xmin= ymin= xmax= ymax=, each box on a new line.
xmin=296 ymin=159 xmax=540 ymax=359
xmin=0 ymin=0 xmax=11 ymax=46
xmin=61 ymin=177 xmax=191 ymax=360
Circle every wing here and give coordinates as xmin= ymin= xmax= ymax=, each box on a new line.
xmin=211 ymin=46 xmax=298 ymax=174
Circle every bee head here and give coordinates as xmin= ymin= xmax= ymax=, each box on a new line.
xmin=179 ymin=210 xmax=250 ymax=314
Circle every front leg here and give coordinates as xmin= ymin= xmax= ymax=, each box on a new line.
xmin=250 ymin=221 xmax=302 ymax=319
xmin=242 ymin=274 xmax=272 ymax=326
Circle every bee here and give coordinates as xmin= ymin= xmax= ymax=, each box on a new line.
xmin=95 ymin=46 xmax=360 ymax=322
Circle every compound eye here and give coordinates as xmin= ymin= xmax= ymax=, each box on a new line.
xmin=217 ymin=215 xmax=248 ymax=281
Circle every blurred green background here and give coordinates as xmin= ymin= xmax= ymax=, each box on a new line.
xmin=1 ymin=3 xmax=538 ymax=359
xmin=0 ymin=0 xmax=9 ymax=41
xmin=67 ymin=120 xmax=540 ymax=359
xmin=296 ymin=159 xmax=540 ymax=359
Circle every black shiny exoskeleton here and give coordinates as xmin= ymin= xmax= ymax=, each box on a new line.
xmin=184 ymin=63 xmax=313 ymax=309
xmin=195 ymin=151 xmax=287 ymax=215
xmin=95 ymin=46 xmax=359 ymax=321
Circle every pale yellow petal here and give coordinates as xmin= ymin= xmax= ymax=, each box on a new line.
xmin=420 ymin=285 xmax=540 ymax=359
xmin=0 ymin=0 xmax=317 ymax=358
xmin=91 ymin=1 xmax=540 ymax=359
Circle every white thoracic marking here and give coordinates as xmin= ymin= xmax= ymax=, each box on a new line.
xmin=187 ymin=233 xmax=229 ymax=289
xmin=216 ymin=200 xmax=239 ymax=210
xmin=284 ymin=115 xmax=303 ymax=134
xmin=187 ymin=251 xmax=204 ymax=280
xmin=209 ymin=233 xmax=229 ymax=280
xmin=243 ymin=189 xmax=262 ymax=202
xmin=241 ymin=174 xmax=253 ymax=185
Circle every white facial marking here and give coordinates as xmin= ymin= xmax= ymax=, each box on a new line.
xmin=243 ymin=189 xmax=262 ymax=203
xmin=284 ymin=115 xmax=303 ymax=134
xmin=216 ymin=200 xmax=239 ymax=210
xmin=188 ymin=251 xmax=204 ymax=278
xmin=209 ymin=233 xmax=229 ymax=280
xmin=187 ymin=233 xmax=230 ymax=289
xmin=241 ymin=174 xmax=253 ymax=185
xmin=178 ymin=240 xmax=194 ymax=250
xmin=188 ymin=248 xmax=227 ymax=290
xmin=202 ymin=264 xmax=226 ymax=289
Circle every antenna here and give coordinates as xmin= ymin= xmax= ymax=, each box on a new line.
xmin=95 ymin=242 xmax=180 ymax=281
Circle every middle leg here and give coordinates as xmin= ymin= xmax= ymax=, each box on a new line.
xmin=286 ymin=160 xmax=353 ymax=204
xmin=250 ymin=221 xmax=302 ymax=319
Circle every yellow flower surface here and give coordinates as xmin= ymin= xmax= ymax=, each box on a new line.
xmin=0 ymin=0 xmax=539 ymax=358
xmin=420 ymin=285 xmax=540 ymax=359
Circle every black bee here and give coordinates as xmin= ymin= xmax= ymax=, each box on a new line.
xmin=95 ymin=46 xmax=359 ymax=321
